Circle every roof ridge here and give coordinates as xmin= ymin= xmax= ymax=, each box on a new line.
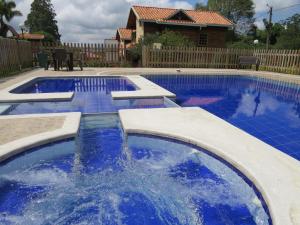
xmin=132 ymin=5 xmax=177 ymax=10
xmin=132 ymin=5 xmax=220 ymax=13
xmin=131 ymin=5 xmax=233 ymax=26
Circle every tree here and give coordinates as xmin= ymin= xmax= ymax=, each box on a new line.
xmin=275 ymin=14 xmax=300 ymax=49
xmin=25 ymin=0 xmax=60 ymax=41
xmin=195 ymin=2 xmax=208 ymax=10
xmin=207 ymin=0 xmax=255 ymax=34
xmin=0 ymin=0 xmax=22 ymax=37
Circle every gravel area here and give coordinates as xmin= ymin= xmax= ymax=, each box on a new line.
xmin=0 ymin=116 xmax=65 ymax=145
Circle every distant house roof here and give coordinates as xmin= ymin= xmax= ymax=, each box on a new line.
xmin=18 ymin=33 xmax=45 ymax=40
xmin=117 ymin=28 xmax=135 ymax=40
xmin=131 ymin=5 xmax=233 ymax=27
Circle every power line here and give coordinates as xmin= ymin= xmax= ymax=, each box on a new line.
xmin=273 ymin=3 xmax=300 ymax=12
xmin=255 ymin=3 xmax=300 ymax=19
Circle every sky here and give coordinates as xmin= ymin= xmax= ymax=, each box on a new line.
xmin=10 ymin=0 xmax=300 ymax=42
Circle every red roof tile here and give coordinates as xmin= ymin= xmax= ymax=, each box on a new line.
xmin=132 ymin=5 xmax=233 ymax=26
xmin=117 ymin=28 xmax=135 ymax=40
xmin=18 ymin=33 xmax=45 ymax=40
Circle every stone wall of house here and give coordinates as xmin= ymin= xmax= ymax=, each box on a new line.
xmin=143 ymin=22 xmax=228 ymax=48
xmin=136 ymin=21 xmax=144 ymax=42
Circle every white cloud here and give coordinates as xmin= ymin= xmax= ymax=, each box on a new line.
xmin=10 ymin=0 xmax=298 ymax=41
xmin=11 ymin=0 xmax=193 ymax=42
xmin=254 ymin=20 xmax=264 ymax=29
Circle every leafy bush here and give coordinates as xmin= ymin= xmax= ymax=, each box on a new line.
xmin=128 ymin=30 xmax=195 ymax=63
xmin=274 ymin=14 xmax=300 ymax=49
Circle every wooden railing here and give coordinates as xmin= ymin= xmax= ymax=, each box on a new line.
xmin=0 ymin=38 xmax=33 ymax=77
xmin=32 ymin=42 xmax=124 ymax=67
xmin=1 ymin=39 xmax=299 ymax=77
xmin=142 ymin=46 xmax=300 ymax=75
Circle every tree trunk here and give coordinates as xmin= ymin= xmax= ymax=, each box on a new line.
xmin=0 ymin=18 xmax=9 ymax=38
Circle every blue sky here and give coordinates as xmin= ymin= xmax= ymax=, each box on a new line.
xmin=11 ymin=0 xmax=300 ymax=42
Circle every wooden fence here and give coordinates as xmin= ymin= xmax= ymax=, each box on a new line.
xmin=142 ymin=46 xmax=300 ymax=75
xmin=0 ymin=38 xmax=33 ymax=77
xmin=33 ymin=42 xmax=124 ymax=67
xmin=1 ymin=39 xmax=299 ymax=77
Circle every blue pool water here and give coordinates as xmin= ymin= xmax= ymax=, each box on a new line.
xmin=145 ymin=75 xmax=300 ymax=160
xmin=0 ymin=115 xmax=271 ymax=225
xmin=11 ymin=77 xmax=136 ymax=93
xmin=3 ymin=77 xmax=175 ymax=114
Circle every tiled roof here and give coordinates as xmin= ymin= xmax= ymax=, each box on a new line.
xmin=117 ymin=28 xmax=135 ymax=40
xmin=18 ymin=33 xmax=45 ymax=40
xmin=132 ymin=5 xmax=233 ymax=26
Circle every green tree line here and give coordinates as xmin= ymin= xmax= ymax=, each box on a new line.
xmin=195 ymin=0 xmax=300 ymax=49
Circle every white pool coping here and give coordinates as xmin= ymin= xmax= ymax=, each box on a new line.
xmin=0 ymin=112 xmax=81 ymax=163
xmin=111 ymin=75 xmax=175 ymax=99
xmin=0 ymin=75 xmax=175 ymax=102
xmin=119 ymin=107 xmax=300 ymax=225
xmin=0 ymin=76 xmax=74 ymax=103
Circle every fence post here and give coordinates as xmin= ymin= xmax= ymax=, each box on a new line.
xmin=142 ymin=45 xmax=146 ymax=67
xmin=15 ymin=39 xmax=22 ymax=71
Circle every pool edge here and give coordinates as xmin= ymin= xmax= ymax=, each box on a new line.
xmin=119 ymin=107 xmax=300 ymax=225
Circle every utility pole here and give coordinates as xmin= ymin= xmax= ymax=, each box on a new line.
xmin=266 ymin=4 xmax=273 ymax=49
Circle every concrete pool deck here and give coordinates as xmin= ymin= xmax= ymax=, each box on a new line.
xmin=0 ymin=112 xmax=81 ymax=163
xmin=112 ymin=75 xmax=175 ymax=99
xmin=1 ymin=68 xmax=300 ymax=224
xmin=120 ymin=107 xmax=300 ymax=225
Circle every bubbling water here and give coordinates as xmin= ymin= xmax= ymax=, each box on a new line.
xmin=0 ymin=115 xmax=270 ymax=225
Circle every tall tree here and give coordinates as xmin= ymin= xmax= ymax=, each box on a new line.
xmin=275 ymin=14 xmax=300 ymax=49
xmin=0 ymin=0 xmax=22 ymax=37
xmin=25 ymin=0 xmax=60 ymax=41
xmin=207 ymin=0 xmax=255 ymax=33
xmin=195 ymin=2 xmax=208 ymax=10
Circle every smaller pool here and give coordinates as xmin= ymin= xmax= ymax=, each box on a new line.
xmin=2 ymin=77 xmax=178 ymax=114
xmin=10 ymin=77 xmax=136 ymax=94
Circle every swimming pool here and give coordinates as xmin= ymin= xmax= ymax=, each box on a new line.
xmin=0 ymin=114 xmax=271 ymax=225
xmin=2 ymin=77 xmax=176 ymax=114
xmin=145 ymin=75 xmax=300 ymax=161
xmin=11 ymin=77 xmax=136 ymax=94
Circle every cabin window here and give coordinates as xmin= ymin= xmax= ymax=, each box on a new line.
xmin=199 ymin=33 xmax=208 ymax=46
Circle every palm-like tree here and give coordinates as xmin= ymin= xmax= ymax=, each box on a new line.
xmin=0 ymin=0 xmax=22 ymax=37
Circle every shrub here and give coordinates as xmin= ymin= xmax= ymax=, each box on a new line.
xmin=128 ymin=30 xmax=195 ymax=64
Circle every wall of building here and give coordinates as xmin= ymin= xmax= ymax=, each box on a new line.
xmin=143 ymin=22 xmax=228 ymax=48
xmin=203 ymin=27 xmax=228 ymax=48
xmin=135 ymin=21 xmax=144 ymax=42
